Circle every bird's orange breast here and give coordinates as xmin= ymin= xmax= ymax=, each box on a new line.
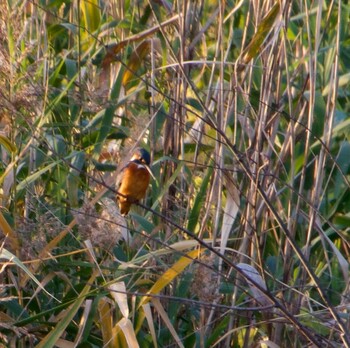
xmin=118 ymin=162 xmax=150 ymax=202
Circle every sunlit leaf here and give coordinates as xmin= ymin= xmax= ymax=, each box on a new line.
xmin=236 ymin=263 xmax=270 ymax=307
xmin=138 ymin=248 xmax=204 ymax=308
xmin=0 ymin=212 xmax=19 ymax=252
xmin=0 ymin=248 xmax=58 ymax=301
xmin=122 ymin=40 xmax=152 ymax=86
xmin=220 ymin=173 xmax=240 ymax=260
xmin=114 ymin=317 xmax=139 ymax=348
xmin=36 ymin=271 xmax=98 ymax=348
xmin=98 ymin=297 xmax=114 ymax=346
xmin=242 ymin=2 xmax=280 ymax=64
xmin=16 ymin=161 xmax=58 ymax=191
xmin=109 ymin=282 xmax=129 ymax=318
xmin=0 ymin=135 xmax=16 ymax=154
xmin=80 ymin=0 xmax=101 ymax=32
xmin=142 ymin=303 xmax=158 ymax=348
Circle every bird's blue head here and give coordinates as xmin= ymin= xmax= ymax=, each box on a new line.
xmin=130 ymin=148 xmax=151 ymax=166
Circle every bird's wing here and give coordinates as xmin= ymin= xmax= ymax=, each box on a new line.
xmin=115 ymin=161 xmax=130 ymax=192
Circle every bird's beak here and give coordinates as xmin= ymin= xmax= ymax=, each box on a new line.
xmin=145 ymin=165 xmax=155 ymax=180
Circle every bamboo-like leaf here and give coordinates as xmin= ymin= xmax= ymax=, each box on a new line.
xmin=23 ymin=219 xmax=77 ymax=287
xmin=122 ymin=38 xmax=161 ymax=87
xmin=102 ymin=18 xmax=177 ymax=65
xmin=75 ymin=299 xmax=92 ymax=346
xmin=67 ymin=151 xmax=85 ymax=207
xmin=94 ymin=105 xmax=118 ymax=157
xmin=45 ymin=70 xmax=79 ymax=119
xmin=119 ymin=240 xmax=202 ymax=269
xmin=0 ymin=135 xmax=16 ymax=154
xmin=142 ymin=303 xmax=158 ymax=348
xmin=138 ymin=248 xmax=204 ymax=308
xmin=220 ymin=174 xmax=240 ymax=261
xmin=115 ymin=317 xmax=139 ymax=348
xmin=151 ymin=298 xmax=185 ymax=348
xmin=131 ymin=214 xmax=155 ymax=234
xmin=314 ymin=118 xmax=350 ymax=149
xmin=98 ymin=297 xmax=114 ymax=347
xmin=16 ymin=161 xmax=59 ymax=191
xmin=236 ymin=263 xmax=270 ymax=306
xmin=314 ymin=217 xmax=349 ymax=284
xmin=35 ymin=271 xmax=97 ymax=348
xmin=242 ymin=2 xmax=280 ymax=64
xmin=122 ymin=40 xmax=152 ymax=87
xmin=80 ymin=0 xmax=101 ymax=33
xmin=109 ymin=282 xmax=129 ymax=318
xmin=147 ymin=158 xmax=184 ymax=216
xmin=187 ymin=164 xmax=213 ymax=233
xmin=0 ymin=248 xmax=58 ymax=301
xmin=94 ymin=67 xmax=125 ymax=156
xmin=322 ymin=72 xmax=350 ymax=96
xmin=0 ymin=211 xmax=19 ymax=252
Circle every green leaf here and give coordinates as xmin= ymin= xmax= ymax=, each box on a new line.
xmin=131 ymin=214 xmax=155 ymax=234
xmin=46 ymin=134 xmax=67 ymax=156
xmin=94 ymin=68 xmax=125 ymax=155
xmin=147 ymin=158 xmax=183 ymax=216
xmin=0 ymin=248 xmax=59 ymax=302
xmin=138 ymin=249 xmax=205 ymax=308
xmin=36 ymin=271 xmax=98 ymax=348
xmin=0 ymin=135 xmax=17 ymax=154
xmin=187 ymin=163 xmax=213 ymax=233
xmin=67 ymin=151 xmax=85 ymax=206
xmin=80 ymin=0 xmax=101 ymax=33
xmin=242 ymin=2 xmax=280 ymax=63
xmin=17 ymin=161 xmax=59 ymax=191
xmin=334 ymin=141 xmax=350 ymax=198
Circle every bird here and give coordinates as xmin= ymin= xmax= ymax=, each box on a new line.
xmin=116 ymin=147 xmax=152 ymax=216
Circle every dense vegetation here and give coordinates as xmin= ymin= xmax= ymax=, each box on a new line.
xmin=0 ymin=0 xmax=349 ymax=347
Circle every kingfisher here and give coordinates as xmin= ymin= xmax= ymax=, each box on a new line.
xmin=116 ymin=147 xmax=152 ymax=216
